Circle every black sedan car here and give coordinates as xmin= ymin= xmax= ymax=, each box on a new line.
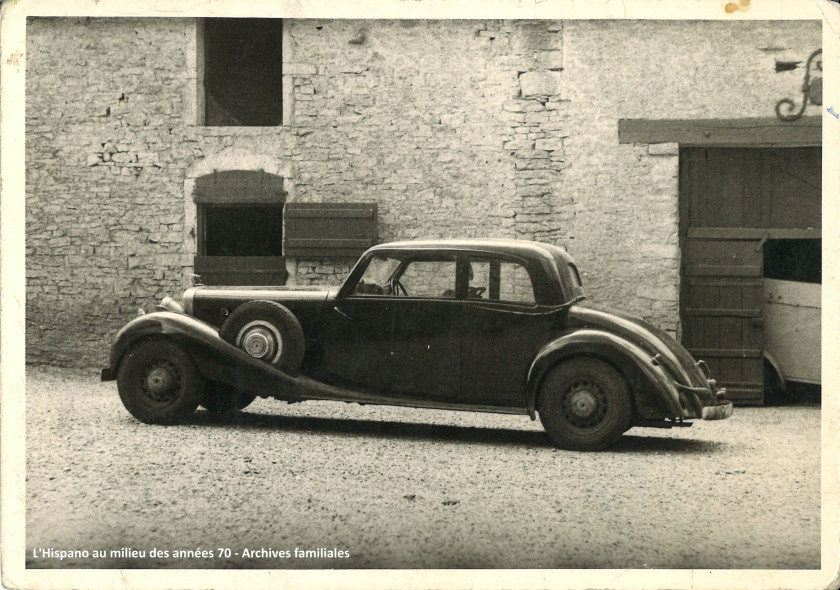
xmin=102 ymin=239 xmax=732 ymax=450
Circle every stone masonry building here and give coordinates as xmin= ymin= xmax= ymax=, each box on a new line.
xmin=25 ymin=18 xmax=822 ymax=402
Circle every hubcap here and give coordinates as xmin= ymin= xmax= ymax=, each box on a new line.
xmin=236 ymin=321 xmax=283 ymax=363
xmin=569 ymin=388 xmax=598 ymax=419
xmin=563 ymin=381 xmax=608 ymax=428
xmin=140 ymin=360 xmax=181 ymax=405
xmin=243 ymin=329 xmax=273 ymax=358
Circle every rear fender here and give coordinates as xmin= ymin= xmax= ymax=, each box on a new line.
xmin=526 ymin=330 xmax=688 ymax=420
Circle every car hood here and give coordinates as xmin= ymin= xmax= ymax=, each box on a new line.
xmin=189 ymin=285 xmax=336 ymax=300
xmin=184 ymin=286 xmax=339 ymax=323
xmin=569 ymin=303 xmax=708 ymax=388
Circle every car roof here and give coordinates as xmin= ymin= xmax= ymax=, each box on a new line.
xmin=369 ymin=238 xmax=575 ymax=265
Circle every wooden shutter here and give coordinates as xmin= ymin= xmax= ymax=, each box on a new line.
xmin=284 ymin=202 xmax=378 ymax=258
xmin=679 ymin=147 xmax=821 ymax=404
xmin=193 ymin=170 xmax=285 ymax=204
xmin=193 ymin=256 xmax=287 ymax=286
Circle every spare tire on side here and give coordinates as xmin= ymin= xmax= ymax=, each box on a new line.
xmin=218 ymin=300 xmax=306 ymax=372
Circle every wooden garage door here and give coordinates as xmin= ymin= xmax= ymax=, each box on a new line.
xmin=681 ymin=239 xmax=764 ymax=402
xmin=679 ymin=148 xmax=821 ymax=404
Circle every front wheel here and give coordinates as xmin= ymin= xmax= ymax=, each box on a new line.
xmin=117 ymin=337 xmax=205 ymax=424
xmin=537 ymin=358 xmax=632 ymax=451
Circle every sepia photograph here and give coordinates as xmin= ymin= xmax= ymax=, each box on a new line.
xmin=2 ymin=0 xmax=838 ymax=588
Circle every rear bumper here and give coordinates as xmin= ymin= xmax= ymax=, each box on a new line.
xmin=675 ymin=380 xmax=733 ymax=420
xmin=101 ymin=367 xmax=116 ymax=381
xmin=701 ymin=399 xmax=733 ymax=420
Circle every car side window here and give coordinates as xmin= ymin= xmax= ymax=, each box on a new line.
xmin=398 ymin=258 xmax=457 ymax=298
xmin=568 ymin=263 xmax=583 ymax=288
xmin=469 ymin=257 xmax=535 ymax=304
xmin=353 ymin=254 xmax=457 ymax=298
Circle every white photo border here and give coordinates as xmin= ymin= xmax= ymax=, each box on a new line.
xmin=2 ymin=1 xmax=838 ymax=589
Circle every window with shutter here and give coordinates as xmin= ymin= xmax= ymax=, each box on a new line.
xmin=193 ymin=170 xmax=287 ymax=286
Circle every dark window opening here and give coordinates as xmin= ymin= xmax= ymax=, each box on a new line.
xmin=193 ymin=170 xmax=286 ymax=286
xmin=203 ymin=205 xmax=284 ymax=257
xmin=204 ymin=18 xmax=283 ymax=126
xmin=763 ymin=239 xmax=821 ymax=284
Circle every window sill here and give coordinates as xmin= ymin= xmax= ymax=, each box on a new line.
xmin=192 ymin=125 xmax=290 ymax=136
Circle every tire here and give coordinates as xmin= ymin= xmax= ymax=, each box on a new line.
xmin=537 ymin=357 xmax=632 ymax=451
xmin=763 ymin=360 xmax=787 ymax=405
xmin=117 ymin=337 xmax=205 ymax=424
xmin=201 ymin=381 xmax=257 ymax=413
xmin=218 ymin=301 xmax=306 ymax=372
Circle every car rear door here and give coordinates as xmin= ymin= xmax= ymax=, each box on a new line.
xmin=459 ymin=254 xmax=557 ymax=407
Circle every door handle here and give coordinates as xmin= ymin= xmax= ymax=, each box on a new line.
xmin=334 ymin=306 xmax=352 ymax=320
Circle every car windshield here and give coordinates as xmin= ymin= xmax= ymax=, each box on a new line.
xmin=568 ymin=263 xmax=583 ymax=288
xmin=351 ymin=255 xmax=402 ymax=295
xmin=362 ymin=255 xmax=402 ymax=285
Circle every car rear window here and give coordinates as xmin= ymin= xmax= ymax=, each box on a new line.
xmin=468 ymin=257 xmax=536 ymax=305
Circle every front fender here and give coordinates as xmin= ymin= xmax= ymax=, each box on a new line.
xmin=102 ymin=312 xmax=301 ymax=392
xmin=104 ymin=312 xmax=214 ymax=379
xmin=763 ymin=351 xmax=786 ymax=391
xmin=101 ymin=311 xmax=397 ymax=406
xmin=526 ymin=330 xmax=690 ymax=421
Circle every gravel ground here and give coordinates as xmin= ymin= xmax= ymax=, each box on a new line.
xmin=24 ymin=365 xmax=820 ymax=570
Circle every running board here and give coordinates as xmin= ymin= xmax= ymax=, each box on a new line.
xmin=276 ymin=382 xmax=531 ymax=417
xmin=633 ymin=419 xmax=694 ymax=429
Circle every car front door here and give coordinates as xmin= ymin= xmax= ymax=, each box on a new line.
xmin=459 ymin=255 xmax=558 ymax=407
xmin=319 ymin=252 xmax=461 ymax=400
xmin=385 ymin=254 xmax=461 ymax=399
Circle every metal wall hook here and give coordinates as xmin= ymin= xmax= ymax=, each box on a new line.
xmin=775 ymin=49 xmax=822 ymax=122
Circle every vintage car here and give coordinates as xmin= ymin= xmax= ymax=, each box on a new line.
xmin=102 ymin=239 xmax=732 ymax=451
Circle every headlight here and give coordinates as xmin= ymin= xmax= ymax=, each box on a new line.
xmin=156 ymin=296 xmax=184 ymax=314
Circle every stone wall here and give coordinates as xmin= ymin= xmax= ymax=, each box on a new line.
xmin=288 ymin=20 xmax=519 ymax=239
xmin=26 ymin=18 xmax=199 ymax=366
xmin=25 ymin=17 xmax=821 ymax=366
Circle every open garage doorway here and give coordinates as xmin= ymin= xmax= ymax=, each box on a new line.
xmin=679 ymin=147 xmax=821 ymax=405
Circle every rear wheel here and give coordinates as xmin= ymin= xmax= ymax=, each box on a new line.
xmin=201 ymin=381 xmax=257 ymax=413
xmin=117 ymin=338 xmax=205 ymax=424
xmin=537 ymin=358 xmax=632 ymax=451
